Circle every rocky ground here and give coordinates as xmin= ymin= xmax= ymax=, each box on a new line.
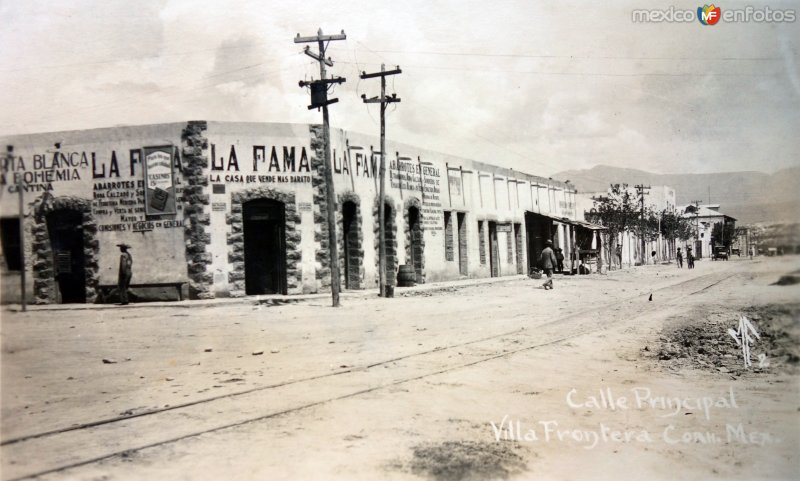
xmin=1 ymin=255 xmax=799 ymax=481
xmin=649 ymin=303 xmax=800 ymax=377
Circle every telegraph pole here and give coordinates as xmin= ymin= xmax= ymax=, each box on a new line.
xmin=635 ymin=184 xmax=650 ymax=265
xmin=690 ymin=200 xmax=702 ymax=255
xmin=360 ymin=64 xmax=401 ymax=297
xmin=295 ymin=29 xmax=347 ymax=307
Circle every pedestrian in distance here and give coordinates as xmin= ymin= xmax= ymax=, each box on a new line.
xmin=676 ymin=247 xmax=683 ymax=268
xmin=540 ymin=240 xmax=558 ymax=290
xmin=686 ymin=247 xmax=695 ymax=269
xmin=117 ymin=243 xmax=133 ymax=305
xmin=555 ymin=247 xmax=565 ymax=273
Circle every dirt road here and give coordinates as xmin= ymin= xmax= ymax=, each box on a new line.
xmin=2 ymin=256 xmax=798 ymax=480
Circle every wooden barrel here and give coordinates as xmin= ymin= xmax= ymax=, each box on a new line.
xmin=397 ymin=265 xmax=416 ymax=287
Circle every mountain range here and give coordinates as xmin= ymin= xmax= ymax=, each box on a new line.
xmin=552 ymin=165 xmax=800 ymax=225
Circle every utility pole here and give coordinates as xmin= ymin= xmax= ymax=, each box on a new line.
xmin=690 ymin=200 xmax=702 ymax=256
xmin=635 ymin=184 xmax=650 ymax=265
xmin=295 ymin=28 xmax=347 ymax=307
xmin=360 ymin=64 xmax=401 ymax=297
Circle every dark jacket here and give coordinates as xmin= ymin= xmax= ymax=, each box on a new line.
xmin=119 ymin=251 xmax=133 ymax=284
xmin=540 ymin=247 xmax=558 ymax=269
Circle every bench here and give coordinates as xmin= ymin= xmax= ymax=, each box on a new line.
xmin=97 ymin=282 xmax=186 ymax=303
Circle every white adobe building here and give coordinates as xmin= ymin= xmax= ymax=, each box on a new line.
xmin=678 ymin=203 xmax=736 ymax=259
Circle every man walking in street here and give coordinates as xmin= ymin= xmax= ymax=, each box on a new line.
xmin=686 ymin=246 xmax=695 ymax=269
xmin=117 ymin=243 xmax=133 ymax=305
xmin=540 ymin=240 xmax=558 ymax=290
xmin=676 ymin=247 xmax=683 ymax=268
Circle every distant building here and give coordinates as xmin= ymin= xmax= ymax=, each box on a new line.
xmin=678 ymin=203 xmax=736 ymax=258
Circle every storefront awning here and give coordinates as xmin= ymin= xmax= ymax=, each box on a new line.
xmin=525 ymin=211 xmax=573 ymax=224
xmin=525 ymin=211 xmax=606 ymax=230
xmin=569 ymin=219 xmax=607 ymax=230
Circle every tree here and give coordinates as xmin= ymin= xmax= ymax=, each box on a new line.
xmin=660 ymin=210 xmax=695 ymax=260
xmin=711 ymin=220 xmax=736 ymax=249
xmin=588 ymin=184 xmax=639 ymax=269
xmin=642 ymin=207 xmax=660 ymax=243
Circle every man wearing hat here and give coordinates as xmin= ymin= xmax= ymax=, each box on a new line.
xmin=539 ymin=239 xmax=558 ymax=290
xmin=117 ymin=243 xmax=133 ymax=305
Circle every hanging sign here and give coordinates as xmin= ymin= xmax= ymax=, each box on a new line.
xmin=142 ymin=146 xmax=177 ymax=215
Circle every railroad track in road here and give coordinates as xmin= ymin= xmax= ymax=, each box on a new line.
xmin=1 ymin=270 xmax=739 ymax=481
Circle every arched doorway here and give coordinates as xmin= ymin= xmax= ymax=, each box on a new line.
xmin=47 ymin=209 xmax=86 ymax=303
xmin=407 ymin=205 xmax=424 ymax=281
xmin=32 ymin=195 xmax=99 ymax=304
xmin=341 ymin=200 xmax=363 ymax=289
xmin=243 ymin=199 xmax=287 ymax=295
xmin=374 ymin=199 xmax=398 ymax=286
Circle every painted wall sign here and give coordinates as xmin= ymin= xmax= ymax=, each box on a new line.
xmin=559 ymin=200 xmax=576 ymax=219
xmin=142 ymin=146 xmax=177 ymax=215
xmin=448 ymin=171 xmax=462 ymax=196
xmin=388 ymin=159 xmax=444 ymax=231
xmin=208 ymin=144 xmax=312 ymax=184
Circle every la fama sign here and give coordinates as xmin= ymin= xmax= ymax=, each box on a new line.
xmin=211 ymin=145 xmax=312 ymax=173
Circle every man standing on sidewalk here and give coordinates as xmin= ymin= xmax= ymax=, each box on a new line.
xmin=540 ymin=240 xmax=558 ymax=290
xmin=555 ymin=248 xmax=565 ymax=273
xmin=117 ymin=243 xmax=133 ymax=305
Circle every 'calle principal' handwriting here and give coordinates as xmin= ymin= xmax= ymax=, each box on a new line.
xmin=566 ymin=387 xmax=738 ymax=420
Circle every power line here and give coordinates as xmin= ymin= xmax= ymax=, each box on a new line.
xmin=336 ymin=60 xmax=781 ymax=78
xmin=348 ymin=41 xmax=616 ymax=188
xmin=333 ymin=47 xmax=781 ymax=62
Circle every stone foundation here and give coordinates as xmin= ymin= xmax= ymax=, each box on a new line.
xmin=309 ymin=125 xmax=333 ymax=290
xmin=181 ymin=121 xmax=214 ymax=299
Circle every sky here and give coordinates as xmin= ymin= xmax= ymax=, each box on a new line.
xmin=0 ymin=0 xmax=798 ymax=179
